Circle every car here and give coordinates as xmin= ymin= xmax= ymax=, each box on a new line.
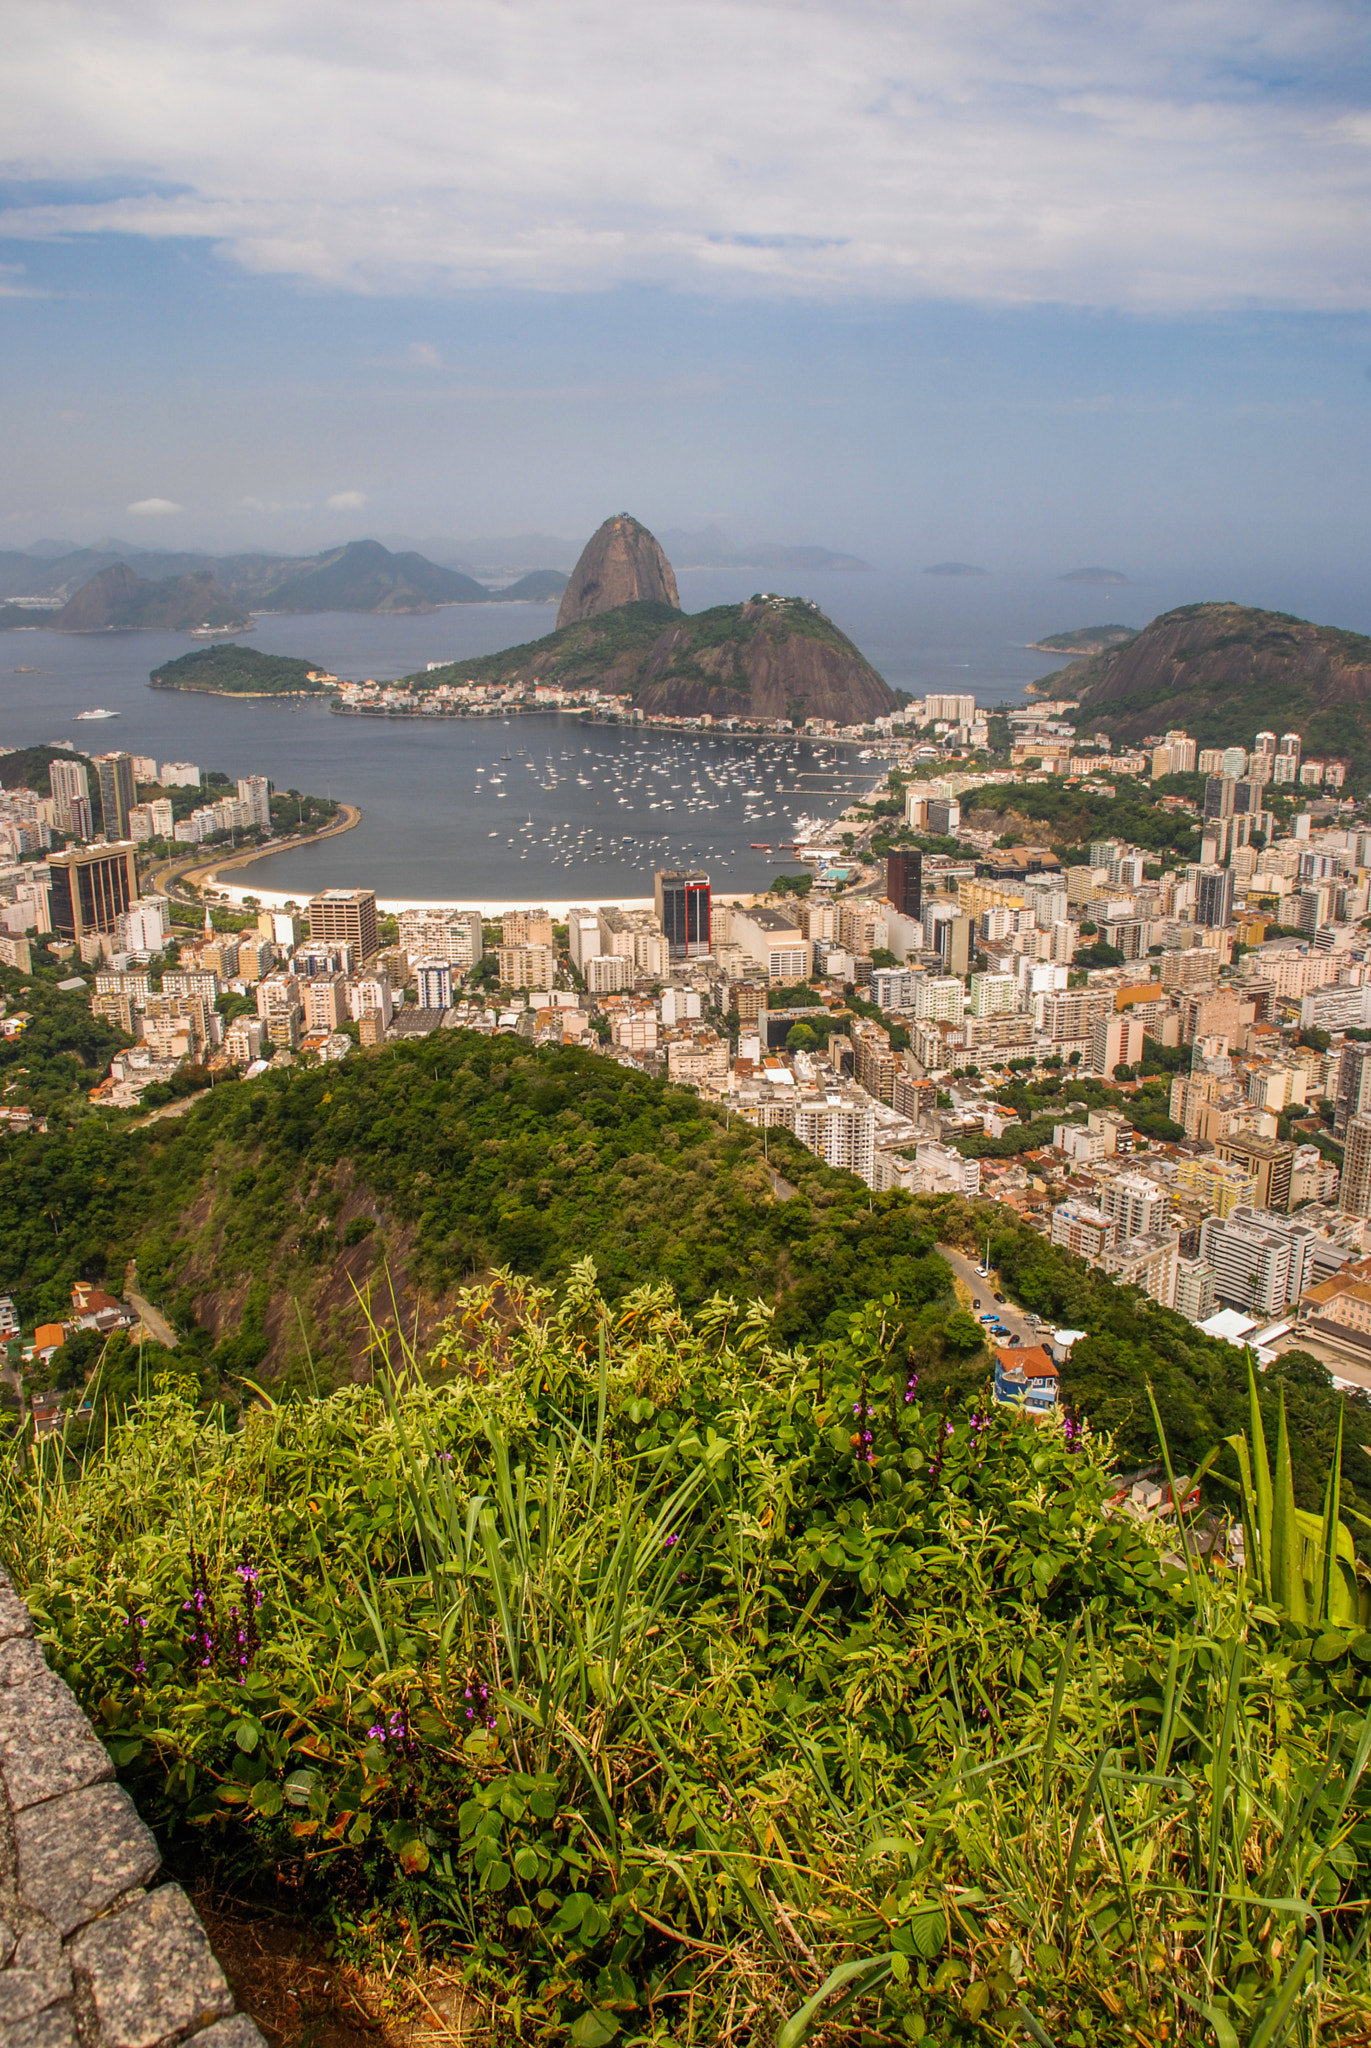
xmin=972 ymin=1298 xmax=981 ymax=1309
xmin=993 ymin=1292 xmax=1005 ymax=1303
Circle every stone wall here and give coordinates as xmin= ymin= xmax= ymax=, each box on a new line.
xmin=0 ymin=1570 xmax=265 ymax=2048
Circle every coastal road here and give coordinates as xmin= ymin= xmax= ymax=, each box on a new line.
xmin=936 ymin=1241 xmax=1043 ymax=1351
xmin=146 ymin=803 xmax=362 ymax=908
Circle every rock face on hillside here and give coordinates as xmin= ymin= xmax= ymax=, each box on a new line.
xmin=557 ymin=515 xmax=680 ymax=628
xmin=1045 ymin=601 xmax=1371 ymax=780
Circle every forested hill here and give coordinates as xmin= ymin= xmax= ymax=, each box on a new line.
xmin=412 ymin=594 xmax=897 ymax=723
xmin=1039 ymin=601 xmax=1371 ymax=778
xmin=4 ymin=1026 xmax=1367 ymax=1523
xmin=149 ymin=645 xmax=328 ymax=694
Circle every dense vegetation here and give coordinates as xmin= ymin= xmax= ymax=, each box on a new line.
xmin=0 ymin=1034 xmax=962 ymax=1390
xmin=149 ymin=645 xmax=327 ymax=694
xmin=1041 ymin=603 xmax=1371 ymax=783
xmin=412 ymin=601 xmax=680 ymax=694
xmin=964 ymin=779 xmax=1202 ymax=865
xmin=0 ymin=743 xmax=96 ymax=797
xmin=10 ymin=1276 xmax=1371 ymax=2045
xmin=0 ymin=961 xmax=130 ymax=1121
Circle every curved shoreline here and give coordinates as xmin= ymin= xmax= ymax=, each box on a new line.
xmin=148 ymin=803 xmax=361 ymax=903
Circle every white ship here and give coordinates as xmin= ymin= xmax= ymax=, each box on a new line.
xmin=73 ymin=707 xmax=119 ymax=721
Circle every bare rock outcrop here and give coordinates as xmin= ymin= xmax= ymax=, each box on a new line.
xmin=557 ymin=515 xmax=679 ymax=628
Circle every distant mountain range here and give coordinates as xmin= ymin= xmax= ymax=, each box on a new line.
xmin=0 ymin=539 xmax=569 ymax=628
xmin=0 ymin=528 xmax=868 ymax=628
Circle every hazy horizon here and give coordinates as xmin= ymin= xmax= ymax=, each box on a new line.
xmin=3 ymin=1 xmax=1369 ymax=595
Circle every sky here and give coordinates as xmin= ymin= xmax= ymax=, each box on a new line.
xmin=3 ymin=0 xmax=1371 ymax=584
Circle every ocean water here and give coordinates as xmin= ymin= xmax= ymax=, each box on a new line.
xmin=3 ymin=562 xmax=1364 ymax=905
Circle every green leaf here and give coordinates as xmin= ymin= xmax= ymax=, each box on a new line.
xmin=232 ymin=1719 xmax=260 ymax=1754
xmin=283 ymin=1769 xmax=316 ymax=1808
xmin=398 ymin=1836 xmax=430 ymax=1876
xmin=549 ymin=1891 xmax=593 ymax=1934
xmin=513 ymin=1846 xmax=541 ymax=1881
xmin=906 ymin=1908 xmax=945 ymax=1960
xmin=569 ymin=2014 xmax=620 ymax=2048
xmin=249 ymin=1780 xmax=283 ymax=1817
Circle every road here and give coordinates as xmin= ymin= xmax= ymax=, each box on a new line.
xmin=123 ymin=1263 xmax=178 ymax=1349
xmin=146 ymin=803 xmax=362 ymax=908
xmin=936 ymin=1241 xmax=1044 ymax=1351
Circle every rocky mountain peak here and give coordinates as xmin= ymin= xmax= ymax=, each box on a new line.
xmin=557 ymin=515 xmax=680 ymax=629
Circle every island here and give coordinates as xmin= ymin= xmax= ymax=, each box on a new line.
xmin=1029 ymin=624 xmax=1138 ymax=656
xmin=149 ymin=645 xmax=333 ymax=695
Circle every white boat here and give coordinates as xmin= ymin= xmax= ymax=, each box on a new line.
xmin=74 ymin=707 xmax=119 ymax=721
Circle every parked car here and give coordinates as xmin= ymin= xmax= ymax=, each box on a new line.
xmin=993 ymin=1292 xmax=1006 ymax=1303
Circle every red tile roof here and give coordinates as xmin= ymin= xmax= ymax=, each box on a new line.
xmin=995 ymin=1344 xmax=1058 ymax=1379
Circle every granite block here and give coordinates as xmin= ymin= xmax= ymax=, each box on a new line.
xmin=0 ymin=1675 xmax=113 ymax=1813
xmin=0 ymin=1958 xmax=73 ymax=2025
xmin=0 ymin=1639 xmax=49 ymax=1690
xmin=15 ymin=1783 xmax=160 ymax=1936
xmin=0 ymin=1581 xmax=34 ymax=1646
xmin=69 ymin=1887 xmax=234 ymax=2048
xmin=1 ymin=2006 xmax=80 ymax=2048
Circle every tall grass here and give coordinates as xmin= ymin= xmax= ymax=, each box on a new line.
xmin=5 ymin=1263 xmax=1371 ymax=2045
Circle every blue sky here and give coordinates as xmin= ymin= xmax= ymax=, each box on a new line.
xmin=3 ymin=0 xmax=1370 ymax=582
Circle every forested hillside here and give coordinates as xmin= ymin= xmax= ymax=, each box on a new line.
xmin=5 ymin=1026 xmax=1369 ymax=1522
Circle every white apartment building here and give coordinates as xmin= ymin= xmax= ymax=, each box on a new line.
xmin=1051 ymin=1201 xmax=1115 ymax=1260
xmin=1174 ymin=1257 xmax=1217 ymax=1323
xmin=586 ymin=954 xmax=630 ymax=994
xmin=566 ymin=910 xmax=602 ymax=976
xmin=1101 ymin=1231 xmax=1179 ymax=1309
xmin=913 ymin=976 xmax=966 ymax=1023
xmin=968 ymin=972 xmax=1019 ymax=1018
xmin=350 ymin=972 xmax=394 ymax=1029
xmin=1197 ymin=1214 xmax=1298 ymax=1318
xmin=224 ymin=1015 xmax=266 ymax=1064
xmin=397 ymin=909 xmax=484 ymax=968
xmin=305 ymin=972 xmax=349 ymax=1033
xmin=1098 ymin=1171 xmax=1171 ymax=1241
xmin=792 ymin=1095 xmax=878 ymax=1185
xmin=237 ymin=776 xmax=272 ymax=830
xmin=412 ymin=959 xmax=454 ymax=1011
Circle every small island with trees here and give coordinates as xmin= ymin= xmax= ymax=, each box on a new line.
xmin=148 ymin=644 xmax=334 ymax=696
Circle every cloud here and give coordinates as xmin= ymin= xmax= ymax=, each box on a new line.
xmin=4 ymin=0 xmax=1370 ymax=312
xmin=126 ymin=496 xmax=184 ymax=515
xmin=326 ymin=490 xmax=366 ymax=510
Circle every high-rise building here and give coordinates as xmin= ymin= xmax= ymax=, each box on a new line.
xmin=304 ymin=973 xmax=350 ymax=1033
xmin=1339 ymin=1116 xmax=1371 ymax=1221
xmin=47 ymin=842 xmax=139 ymax=944
xmin=94 ymin=753 xmax=136 ymax=842
xmin=502 ymin=908 xmax=554 ymax=949
xmin=1334 ymin=1042 xmax=1371 ymax=1138
xmin=940 ymin=914 xmax=973 ymax=977
xmin=885 ymin=849 xmax=923 ymax=920
xmin=237 ymin=776 xmax=272 ymax=829
xmin=1099 ymin=1171 xmax=1170 ymax=1240
xmin=655 ymin=870 xmax=711 ymax=958
xmin=1090 ymin=1011 xmax=1146 ymax=1075
xmin=308 ymin=889 xmax=378 ymax=963
xmin=1216 ymin=1134 xmax=1295 ymax=1213
xmin=1195 ymin=866 xmax=1235 ymax=929
xmin=412 ymin=959 xmax=454 ymax=1010
xmin=48 ymin=757 xmax=90 ymax=836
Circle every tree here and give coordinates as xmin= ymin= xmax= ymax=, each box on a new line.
xmin=786 ymin=1022 xmax=817 ymax=1051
